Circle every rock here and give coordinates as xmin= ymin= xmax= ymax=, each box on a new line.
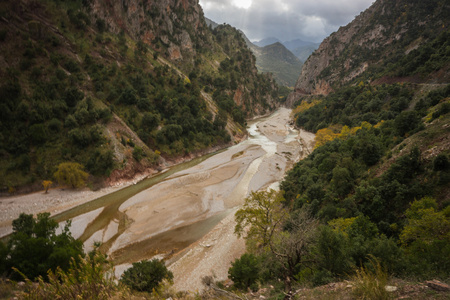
xmin=385 ymin=285 xmax=398 ymax=292
xmin=426 ymin=280 xmax=450 ymax=292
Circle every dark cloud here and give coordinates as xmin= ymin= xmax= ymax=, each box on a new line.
xmin=199 ymin=0 xmax=374 ymax=42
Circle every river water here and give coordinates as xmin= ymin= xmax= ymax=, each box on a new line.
xmin=58 ymin=108 xmax=315 ymax=273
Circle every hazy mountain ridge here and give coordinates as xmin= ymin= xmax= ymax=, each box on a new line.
xmin=254 ymin=37 xmax=319 ymax=62
xmin=0 ymin=0 xmax=279 ymax=193
xmin=255 ymin=42 xmax=303 ymax=87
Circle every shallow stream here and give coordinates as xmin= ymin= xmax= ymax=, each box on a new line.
xmin=57 ymin=108 xmax=311 ymax=266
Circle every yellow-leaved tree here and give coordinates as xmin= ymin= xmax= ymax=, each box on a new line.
xmin=42 ymin=180 xmax=52 ymax=193
xmin=54 ymin=162 xmax=89 ymax=188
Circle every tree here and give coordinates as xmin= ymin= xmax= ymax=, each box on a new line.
xmin=234 ymin=189 xmax=288 ymax=251
xmin=228 ymin=253 xmax=260 ymax=290
xmin=2 ymin=213 xmax=83 ymax=281
xmin=235 ymin=191 xmax=319 ymax=296
xmin=54 ymin=162 xmax=89 ymax=188
xmin=120 ymin=259 xmax=173 ymax=292
xmin=269 ymin=209 xmax=319 ymax=295
xmin=42 ymin=180 xmax=52 ymax=193
xmin=400 ymin=197 xmax=450 ymax=277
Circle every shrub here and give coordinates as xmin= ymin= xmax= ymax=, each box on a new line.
xmin=228 ymin=253 xmax=260 ymax=290
xmin=120 ymin=259 xmax=173 ymax=292
xmin=2 ymin=213 xmax=83 ymax=281
xmin=54 ymin=162 xmax=89 ymax=188
xmin=16 ymin=249 xmax=123 ymax=299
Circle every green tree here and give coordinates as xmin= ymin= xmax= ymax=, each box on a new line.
xmin=120 ymin=259 xmax=173 ymax=292
xmin=400 ymin=197 xmax=450 ymax=277
xmin=2 ymin=213 xmax=83 ymax=281
xmin=54 ymin=162 xmax=89 ymax=188
xmin=228 ymin=253 xmax=260 ymax=290
xmin=235 ymin=189 xmax=288 ymax=251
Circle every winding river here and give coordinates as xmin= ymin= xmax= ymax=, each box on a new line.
xmin=57 ymin=107 xmax=315 ymax=289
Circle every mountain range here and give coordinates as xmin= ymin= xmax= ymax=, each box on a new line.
xmin=254 ymin=37 xmax=320 ymax=62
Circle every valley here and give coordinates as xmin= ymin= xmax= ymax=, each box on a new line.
xmin=0 ymin=108 xmax=315 ymax=291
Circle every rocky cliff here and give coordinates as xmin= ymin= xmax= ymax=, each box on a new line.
xmin=287 ymin=0 xmax=450 ymax=106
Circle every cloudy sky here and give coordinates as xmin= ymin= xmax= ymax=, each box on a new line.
xmin=199 ymin=0 xmax=374 ymax=43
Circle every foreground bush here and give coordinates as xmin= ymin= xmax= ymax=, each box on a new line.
xmin=0 ymin=213 xmax=83 ymax=281
xmin=16 ymin=250 xmax=127 ymax=299
xmin=120 ymin=259 xmax=173 ymax=293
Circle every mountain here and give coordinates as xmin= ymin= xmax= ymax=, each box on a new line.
xmin=235 ymin=32 xmax=302 ymax=87
xmin=254 ymin=42 xmax=303 ymax=87
xmin=0 ymin=0 xmax=279 ymax=193
xmin=254 ymin=37 xmax=319 ymax=66
xmin=283 ymin=39 xmax=319 ymax=62
xmin=205 ymin=17 xmax=219 ymax=30
xmin=282 ymin=38 xmax=317 ymax=51
xmin=253 ymin=37 xmax=281 ymax=47
xmin=288 ymin=0 xmax=450 ymax=103
xmin=291 ymin=44 xmax=319 ymax=62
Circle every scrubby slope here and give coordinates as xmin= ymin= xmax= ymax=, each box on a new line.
xmin=0 ymin=0 xmax=279 ymax=193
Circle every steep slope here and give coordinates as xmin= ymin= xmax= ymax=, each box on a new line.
xmin=240 ymin=33 xmax=302 ymax=87
xmin=288 ymin=0 xmax=450 ymax=104
xmin=255 ymin=42 xmax=303 ymax=87
xmin=0 ymin=0 xmax=279 ymax=193
xmin=225 ymin=0 xmax=450 ymax=293
xmin=291 ymin=44 xmax=319 ymax=62
xmin=283 ymin=38 xmax=319 ymax=62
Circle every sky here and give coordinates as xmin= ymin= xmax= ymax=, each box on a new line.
xmin=198 ymin=0 xmax=374 ymax=43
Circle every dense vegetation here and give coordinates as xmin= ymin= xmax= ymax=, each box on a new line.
xmin=227 ymin=1 xmax=450 ymax=291
xmin=227 ymin=82 xmax=450 ymax=297
xmin=0 ymin=0 xmax=279 ymax=193
xmin=0 ymin=213 xmax=83 ymax=281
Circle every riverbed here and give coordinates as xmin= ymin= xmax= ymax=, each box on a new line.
xmin=0 ymin=107 xmax=315 ymax=292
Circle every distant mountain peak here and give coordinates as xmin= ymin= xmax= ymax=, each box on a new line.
xmin=253 ymin=37 xmax=281 ymax=47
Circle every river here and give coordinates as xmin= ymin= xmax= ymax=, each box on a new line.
xmin=47 ymin=107 xmax=315 ymax=291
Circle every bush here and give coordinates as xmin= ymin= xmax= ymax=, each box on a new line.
xmin=1 ymin=213 xmax=83 ymax=281
xmin=54 ymin=162 xmax=89 ymax=188
xmin=228 ymin=253 xmax=260 ymax=290
xmin=17 ymin=248 xmax=123 ymax=299
xmin=120 ymin=259 xmax=173 ymax=292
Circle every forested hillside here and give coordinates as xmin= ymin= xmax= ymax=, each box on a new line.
xmin=0 ymin=0 xmax=278 ymax=193
xmin=224 ymin=0 xmax=450 ymax=298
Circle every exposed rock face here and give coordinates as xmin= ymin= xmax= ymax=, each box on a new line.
xmin=90 ymin=0 xmax=207 ymax=65
xmin=287 ymin=0 xmax=450 ymax=106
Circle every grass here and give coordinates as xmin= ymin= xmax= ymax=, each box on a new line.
xmin=351 ymin=258 xmax=392 ymax=300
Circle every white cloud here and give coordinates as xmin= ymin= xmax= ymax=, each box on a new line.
xmin=199 ymin=0 xmax=374 ymax=42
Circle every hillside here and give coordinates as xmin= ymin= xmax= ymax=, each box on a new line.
xmin=217 ymin=0 xmax=450 ymax=297
xmin=254 ymin=42 xmax=303 ymax=87
xmin=288 ymin=0 xmax=450 ymax=103
xmin=0 ymin=0 xmax=279 ymax=194
xmin=241 ymin=35 xmax=302 ymax=87
xmin=282 ymin=38 xmax=319 ymax=62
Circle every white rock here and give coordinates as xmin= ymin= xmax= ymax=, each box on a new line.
xmin=385 ymin=285 xmax=397 ymax=292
